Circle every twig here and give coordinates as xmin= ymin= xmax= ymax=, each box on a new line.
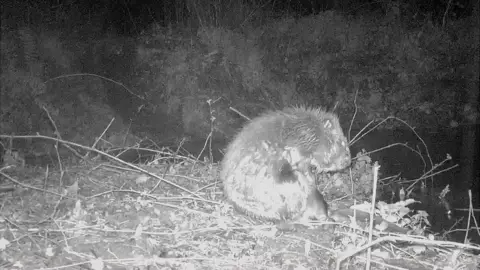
xmin=335 ymin=234 xmax=480 ymax=269
xmin=148 ymin=158 xmax=170 ymax=194
xmin=87 ymin=189 xmax=218 ymax=205
xmin=42 ymin=106 xmax=70 ymax=186
xmin=442 ymin=0 xmax=453 ymax=29
xmin=38 ymin=108 xmax=83 ymax=160
xmin=349 ymin=116 xmax=434 ymax=184
xmin=348 ymin=80 xmax=360 ymax=142
xmin=366 ymin=162 xmax=380 ymax=270
xmin=465 ymin=190 xmax=480 ymax=242
xmin=43 ymin=164 xmax=49 ymax=191
xmin=351 ymin=142 xmax=423 ymax=164
xmin=0 ymin=134 xmax=203 ymax=199
xmin=85 ymin=117 xmax=116 ymax=160
xmin=229 ymin=106 xmax=251 ymax=121
xmin=405 ymin=162 xmax=457 ymax=192
xmin=0 ymin=171 xmax=68 ymax=198
xmin=44 ymin=73 xmax=145 ymax=101
xmin=42 ymin=107 xmax=65 ymax=173
xmin=349 ymin=118 xmax=377 ymax=146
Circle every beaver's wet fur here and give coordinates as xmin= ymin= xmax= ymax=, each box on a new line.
xmin=221 ymin=106 xmax=351 ymax=222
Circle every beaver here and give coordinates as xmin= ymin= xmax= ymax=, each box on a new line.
xmin=221 ymin=106 xmax=351 ymax=222
xmin=222 ymin=140 xmax=330 ymax=221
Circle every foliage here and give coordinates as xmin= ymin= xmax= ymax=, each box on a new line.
xmin=132 ymin=8 xmax=477 ymax=136
xmin=256 ymin=12 xmax=476 ymax=128
xmin=0 ymin=26 xmax=120 ymax=151
xmin=2 ymin=1 xmax=476 ymax=144
xmin=1 ymin=27 xmax=47 ymax=135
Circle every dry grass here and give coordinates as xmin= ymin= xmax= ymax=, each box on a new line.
xmin=0 ymin=136 xmax=478 ymax=270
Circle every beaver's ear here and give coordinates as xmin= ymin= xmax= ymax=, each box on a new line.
xmin=322 ymin=118 xmax=334 ymax=129
xmin=321 ymin=116 xmax=346 ymax=139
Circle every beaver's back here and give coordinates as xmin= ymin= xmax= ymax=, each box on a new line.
xmin=221 ymin=106 xmax=350 ymax=181
xmin=220 ymin=106 xmax=351 ymax=222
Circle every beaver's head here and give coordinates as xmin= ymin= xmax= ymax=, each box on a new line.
xmin=281 ymin=107 xmax=351 ymax=173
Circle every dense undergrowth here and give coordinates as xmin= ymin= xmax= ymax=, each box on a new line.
xmin=1 ymin=1 xmax=478 ymax=141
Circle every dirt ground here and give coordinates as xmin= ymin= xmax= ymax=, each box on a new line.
xmin=0 ymin=154 xmax=477 ymax=270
